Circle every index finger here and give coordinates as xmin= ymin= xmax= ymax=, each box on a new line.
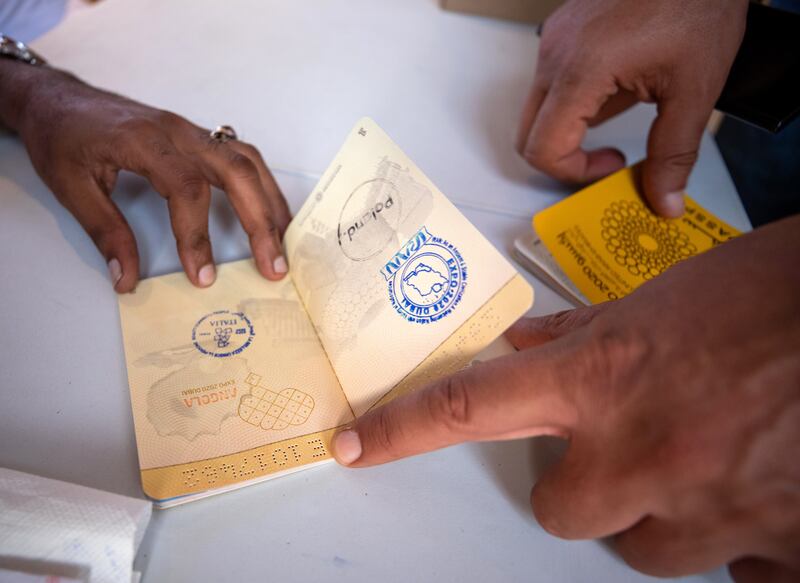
xmin=332 ymin=344 xmax=580 ymax=467
xmin=521 ymin=77 xmax=626 ymax=183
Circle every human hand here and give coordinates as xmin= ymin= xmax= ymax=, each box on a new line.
xmin=332 ymin=215 xmax=800 ymax=581
xmin=0 ymin=60 xmax=291 ymax=292
xmin=516 ymin=0 xmax=748 ymax=218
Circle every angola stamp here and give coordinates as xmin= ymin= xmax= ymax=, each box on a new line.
xmin=382 ymin=227 xmax=467 ymax=324
xmin=192 ymin=310 xmax=255 ymax=357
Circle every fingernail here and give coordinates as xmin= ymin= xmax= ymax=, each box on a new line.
xmin=198 ymin=264 xmax=216 ymax=287
xmin=333 ymin=430 xmax=362 ymax=465
xmin=273 ymin=255 xmax=288 ymax=274
xmin=107 ymin=258 xmax=122 ymax=287
xmin=662 ymin=191 xmax=685 ymax=218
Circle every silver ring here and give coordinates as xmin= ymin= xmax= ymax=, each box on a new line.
xmin=210 ymin=125 xmax=237 ymax=143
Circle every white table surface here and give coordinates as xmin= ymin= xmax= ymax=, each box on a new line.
xmin=0 ymin=1 xmax=751 ymax=581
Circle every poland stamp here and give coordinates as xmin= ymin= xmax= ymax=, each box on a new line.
xmin=337 ymin=178 xmax=402 ymax=261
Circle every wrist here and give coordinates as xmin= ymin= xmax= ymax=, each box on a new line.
xmin=0 ymin=58 xmax=42 ymax=131
xmin=0 ymin=57 xmax=65 ymax=134
xmin=0 ymin=59 xmax=81 ymax=134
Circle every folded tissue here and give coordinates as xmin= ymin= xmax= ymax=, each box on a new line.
xmin=0 ymin=468 xmax=152 ymax=583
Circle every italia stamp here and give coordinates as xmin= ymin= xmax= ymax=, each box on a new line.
xmin=192 ymin=310 xmax=255 ymax=357
xmin=382 ymin=227 xmax=467 ymax=324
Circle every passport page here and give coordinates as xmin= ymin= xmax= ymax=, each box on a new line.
xmin=118 ymin=264 xmax=354 ymax=505
xmin=285 ymin=118 xmax=534 ymax=416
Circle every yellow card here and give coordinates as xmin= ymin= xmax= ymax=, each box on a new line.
xmin=533 ymin=165 xmax=742 ymax=304
xmin=118 ymin=118 xmax=534 ymax=507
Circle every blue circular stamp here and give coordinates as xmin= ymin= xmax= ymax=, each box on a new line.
xmin=384 ymin=228 xmax=467 ymax=324
xmin=192 ymin=310 xmax=254 ymax=357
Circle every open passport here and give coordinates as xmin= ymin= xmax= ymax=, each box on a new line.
xmin=118 ymin=119 xmax=534 ymax=507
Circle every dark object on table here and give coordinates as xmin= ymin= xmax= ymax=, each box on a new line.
xmin=715 ymin=2 xmax=800 ymax=133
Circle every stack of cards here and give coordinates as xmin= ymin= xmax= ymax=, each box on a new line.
xmin=515 ymin=166 xmax=742 ymax=305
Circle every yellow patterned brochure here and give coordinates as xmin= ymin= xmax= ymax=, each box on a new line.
xmin=533 ymin=165 xmax=742 ymax=304
xmin=118 ymin=118 xmax=534 ymax=507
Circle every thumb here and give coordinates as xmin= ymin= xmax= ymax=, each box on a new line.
xmin=642 ymin=94 xmax=712 ymax=218
xmin=332 ymin=345 xmax=579 ymax=467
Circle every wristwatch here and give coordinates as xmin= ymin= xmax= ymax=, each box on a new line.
xmin=0 ymin=33 xmax=47 ymax=66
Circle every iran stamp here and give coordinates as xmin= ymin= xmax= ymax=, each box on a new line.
xmin=382 ymin=227 xmax=467 ymax=324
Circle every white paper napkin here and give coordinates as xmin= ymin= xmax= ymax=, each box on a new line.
xmin=0 ymin=468 xmax=152 ymax=583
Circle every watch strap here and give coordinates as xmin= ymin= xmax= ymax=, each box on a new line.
xmin=0 ymin=33 xmax=48 ymax=66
